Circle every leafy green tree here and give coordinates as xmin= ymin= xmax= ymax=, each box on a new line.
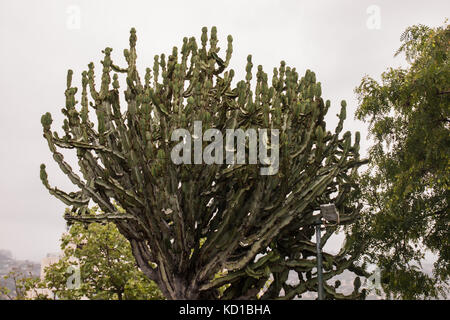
xmin=35 ymin=210 xmax=164 ymax=300
xmin=0 ymin=269 xmax=41 ymax=300
xmin=40 ymin=27 xmax=368 ymax=299
xmin=354 ymin=22 xmax=449 ymax=299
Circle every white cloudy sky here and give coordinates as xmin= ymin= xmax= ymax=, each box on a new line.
xmin=0 ymin=0 xmax=448 ymax=262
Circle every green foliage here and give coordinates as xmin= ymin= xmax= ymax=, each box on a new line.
xmin=40 ymin=27 xmax=368 ymax=299
xmin=354 ymin=22 xmax=449 ymax=299
xmin=0 ymin=270 xmax=43 ymax=300
xmin=35 ymin=211 xmax=164 ymax=300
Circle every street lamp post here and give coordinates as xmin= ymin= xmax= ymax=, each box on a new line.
xmin=315 ymin=204 xmax=340 ymax=300
xmin=315 ymin=219 xmax=324 ymax=300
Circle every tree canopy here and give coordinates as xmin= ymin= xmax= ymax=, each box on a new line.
xmin=35 ymin=211 xmax=164 ymax=300
xmin=354 ymin=22 xmax=449 ymax=299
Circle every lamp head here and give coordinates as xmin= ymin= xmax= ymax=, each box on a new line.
xmin=320 ymin=204 xmax=339 ymax=223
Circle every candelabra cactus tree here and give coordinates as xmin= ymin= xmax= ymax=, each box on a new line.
xmin=40 ymin=27 xmax=369 ymax=299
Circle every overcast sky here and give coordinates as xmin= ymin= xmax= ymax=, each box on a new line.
xmin=0 ymin=0 xmax=448 ymax=262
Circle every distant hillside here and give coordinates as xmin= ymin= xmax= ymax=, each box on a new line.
xmin=0 ymin=249 xmax=40 ymax=300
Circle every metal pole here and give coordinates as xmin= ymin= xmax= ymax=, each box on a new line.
xmin=315 ymin=222 xmax=324 ymax=300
